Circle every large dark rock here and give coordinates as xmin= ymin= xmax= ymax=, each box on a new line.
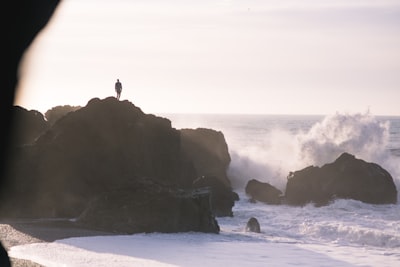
xmin=180 ymin=128 xmax=231 ymax=187
xmin=193 ymin=175 xmax=238 ymax=217
xmin=77 ymin=178 xmax=220 ymax=234
xmin=3 ymin=97 xmax=189 ymax=217
xmin=3 ymin=97 xmax=188 ymax=217
xmin=45 ymin=104 xmax=81 ymax=125
xmin=181 ymin=128 xmax=238 ymax=217
xmin=2 ymin=97 xmax=236 ymax=233
xmin=245 ymin=179 xmax=283 ymax=204
xmin=285 ymin=153 xmax=398 ymax=206
xmin=11 ymin=106 xmax=49 ymax=146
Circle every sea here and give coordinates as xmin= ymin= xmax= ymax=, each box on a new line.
xmin=9 ymin=112 xmax=400 ymax=266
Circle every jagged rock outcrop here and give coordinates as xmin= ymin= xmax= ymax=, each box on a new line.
xmin=4 ymin=98 xmax=188 ymax=217
xmin=2 ymin=97 xmax=234 ymax=233
xmin=182 ymin=128 xmax=237 ymax=217
xmin=45 ymin=104 xmax=81 ymax=125
xmin=193 ymin=175 xmax=239 ymax=217
xmin=180 ymin=128 xmax=231 ymax=186
xmin=4 ymin=107 xmax=50 ymax=196
xmin=11 ymin=106 xmax=49 ymax=146
xmin=245 ymin=179 xmax=283 ymax=204
xmin=77 ymin=178 xmax=219 ymax=234
xmin=285 ymin=153 xmax=398 ymax=206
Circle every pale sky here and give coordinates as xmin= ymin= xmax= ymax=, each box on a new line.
xmin=15 ymin=0 xmax=400 ymax=115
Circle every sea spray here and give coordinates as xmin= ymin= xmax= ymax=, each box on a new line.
xmin=296 ymin=112 xmax=400 ymax=196
xmin=297 ymin=199 xmax=400 ymax=248
xmin=227 ymin=129 xmax=300 ymax=190
xmin=164 ymin=112 xmax=399 ymax=197
xmin=297 ymin=112 xmax=390 ymax=167
xmin=227 ymin=112 xmax=399 ymax=194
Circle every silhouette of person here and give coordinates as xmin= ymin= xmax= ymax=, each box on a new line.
xmin=115 ymin=79 xmax=122 ymax=100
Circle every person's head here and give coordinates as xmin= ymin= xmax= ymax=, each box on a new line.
xmin=117 ymin=79 xmax=119 ymax=82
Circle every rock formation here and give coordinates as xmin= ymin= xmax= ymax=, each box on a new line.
xmin=245 ymin=179 xmax=283 ymax=204
xmin=11 ymin=106 xmax=49 ymax=146
xmin=285 ymin=152 xmax=397 ymax=206
xmin=180 ymin=128 xmax=231 ymax=186
xmin=2 ymin=97 xmax=235 ymax=233
xmin=45 ymin=105 xmax=81 ymax=125
xmin=193 ymin=175 xmax=239 ymax=217
xmin=181 ymin=128 xmax=238 ymax=216
xmin=245 ymin=217 xmax=261 ymax=233
xmin=78 ymin=178 xmax=219 ymax=234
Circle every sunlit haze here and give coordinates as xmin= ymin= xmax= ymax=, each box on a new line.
xmin=15 ymin=0 xmax=400 ymax=115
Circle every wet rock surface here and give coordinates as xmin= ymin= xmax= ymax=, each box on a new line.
xmin=285 ymin=153 xmax=397 ymax=206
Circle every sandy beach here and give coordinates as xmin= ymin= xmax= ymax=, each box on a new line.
xmin=0 ymin=219 xmax=113 ymax=267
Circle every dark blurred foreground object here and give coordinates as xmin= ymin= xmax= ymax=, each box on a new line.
xmin=2 ymin=0 xmax=61 ymax=265
xmin=0 ymin=241 xmax=10 ymax=267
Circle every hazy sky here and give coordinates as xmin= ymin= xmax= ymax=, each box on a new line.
xmin=15 ymin=0 xmax=400 ymax=115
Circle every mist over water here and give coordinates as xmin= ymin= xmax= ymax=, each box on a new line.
xmin=297 ymin=113 xmax=390 ymax=166
xmin=164 ymin=112 xmax=400 ymax=195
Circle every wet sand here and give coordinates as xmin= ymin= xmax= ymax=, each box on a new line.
xmin=0 ymin=219 xmax=113 ymax=267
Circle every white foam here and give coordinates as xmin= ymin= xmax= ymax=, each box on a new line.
xmin=9 ymin=231 xmax=400 ymax=267
xmin=8 ymin=192 xmax=400 ymax=267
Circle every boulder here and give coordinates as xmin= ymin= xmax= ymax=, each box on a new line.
xmin=180 ymin=128 xmax=231 ymax=187
xmin=245 ymin=217 xmax=261 ymax=233
xmin=193 ymin=175 xmax=238 ymax=217
xmin=77 ymin=178 xmax=220 ymax=234
xmin=181 ymin=127 xmax=238 ymax=217
xmin=285 ymin=153 xmax=398 ymax=206
xmin=245 ymin=179 xmax=283 ymax=204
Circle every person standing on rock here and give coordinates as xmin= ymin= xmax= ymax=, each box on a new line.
xmin=115 ymin=79 xmax=122 ymax=100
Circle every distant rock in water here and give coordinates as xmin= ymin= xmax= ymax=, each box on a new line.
xmin=2 ymin=97 xmax=234 ymax=234
xmin=285 ymin=153 xmax=397 ymax=206
xmin=245 ymin=217 xmax=261 ymax=233
xmin=245 ymin=179 xmax=283 ymax=204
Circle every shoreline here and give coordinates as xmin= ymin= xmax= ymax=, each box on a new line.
xmin=0 ymin=219 xmax=113 ymax=267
